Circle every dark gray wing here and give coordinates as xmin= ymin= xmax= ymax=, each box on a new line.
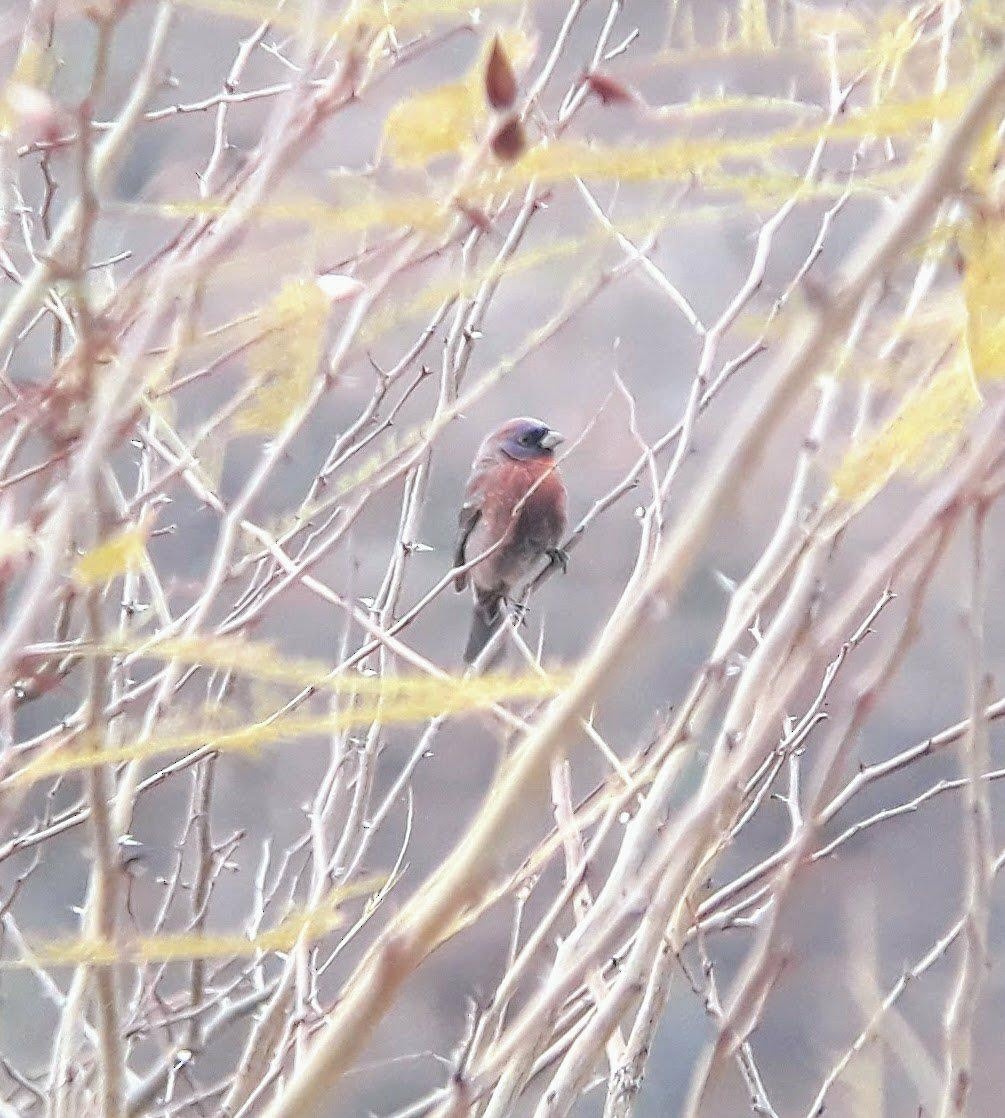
xmin=453 ymin=502 xmax=481 ymax=590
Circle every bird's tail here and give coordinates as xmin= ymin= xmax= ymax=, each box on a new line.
xmin=464 ymin=593 xmax=503 ymax=664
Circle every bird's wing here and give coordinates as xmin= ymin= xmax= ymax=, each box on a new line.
xmin=453 ymin=499 xmax=482 ymax=591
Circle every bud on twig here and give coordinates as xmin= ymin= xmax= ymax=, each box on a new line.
xmin=490 ymin=114 xmax=526 ymax=163
xmin=454 ymin=200 xmax=494 ymax=232
xmin=485 ymin=35 xmax=518 ymax=111
xmin=585 ymin=70 xmax=638 ymax=106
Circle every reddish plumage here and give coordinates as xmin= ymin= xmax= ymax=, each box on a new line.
xmin=454 ymin=417 xmax=568 ymax=663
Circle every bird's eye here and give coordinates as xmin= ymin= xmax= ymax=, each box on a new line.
xmin=519 ymin=433 xmax=534 ymax=446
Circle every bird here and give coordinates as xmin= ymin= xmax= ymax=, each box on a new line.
xmin=454 ymin=417 xmax=568 ymax=664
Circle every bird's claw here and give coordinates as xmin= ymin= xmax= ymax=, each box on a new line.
xmin=509 ymin=601 xmax=529 ymax=627
xmin=546 ymin=547 xmax=569 ymax=574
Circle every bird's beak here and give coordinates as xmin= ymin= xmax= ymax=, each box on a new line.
xmin=539 ymin=429 xmax=564 ymax=450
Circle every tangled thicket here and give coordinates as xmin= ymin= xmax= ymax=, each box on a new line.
xmin=2 ymin=1 xmax=1005 ymax=1116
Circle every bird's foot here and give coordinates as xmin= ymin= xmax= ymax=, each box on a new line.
xmin=509 ymin=600 xmax=530 ymax=627
xmin=546 ymin=547 xmax=569 ymax=574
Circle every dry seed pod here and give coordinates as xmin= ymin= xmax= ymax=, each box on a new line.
xmin=485 ymin=35 xmax=518 ymax=111
xmin=490 ymin=114 xmax=526 ymax=162
xmin=586 ymin=70 xmax=637 ymax=106
xmin=454 ymin=200 xmax=494 ymax=232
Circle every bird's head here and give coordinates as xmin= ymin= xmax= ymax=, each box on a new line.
xmin=491 ymin=417 xmax=564 ymax=462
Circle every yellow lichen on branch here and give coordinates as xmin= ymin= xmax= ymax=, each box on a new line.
xmin=73 ymin=521 xmax=151 ymax=588
xmin=0 ymin=42 xmax=46 ymax=132
xmin=960 ymin=213 xmax=1005 ymax=381
xmin=4 ymin=879 xmax=380 ymax=968
xmin=832 ymin=355 xmax=982 ymax=503
xmin=495 ymin=87 xmax=966 ymax=189
xmin=44 ymin=634 xmax=565 ymax=699
xmin=383 ymin=80 xmax=478 ymax=167
xmin=235 ymin=279 xmax=329 ymax=434
xmin=10 ymin=669 xmax=568 ymax=785
xmin=382 ymin=28 xmax=534 ymax=166
xmin=737 ymin=0 xmax=772 ymax=50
